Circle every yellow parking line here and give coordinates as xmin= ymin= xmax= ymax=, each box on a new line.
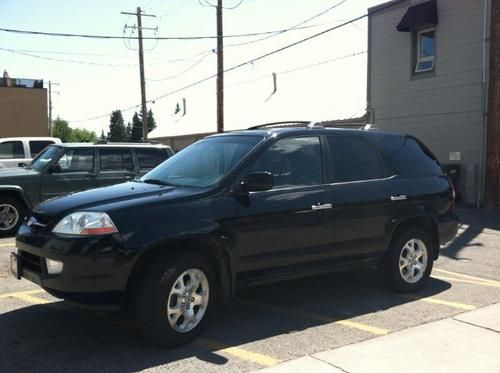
xmin=13 ymin=293 xmax=50 ymax=304
xmin=408 ymin=296 xmax=476 ymax=310
xmin=434 ymin=268 xmax=500 ymax=286
xmin=432 ymin=275 xmax=500 ymax=289
xmin=239 ymin=300 xmax=390 ymax=336
xmin=0 ymin=289 xmax=45 ymax=300
xmin=196 ymin=338 xmax=281 ymax=367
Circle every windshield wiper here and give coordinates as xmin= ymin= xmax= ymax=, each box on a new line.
xmin=141 ymin=178 xmax=175 ymax=186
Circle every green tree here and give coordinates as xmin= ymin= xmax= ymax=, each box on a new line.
xmin=130 ymin=112 xmax=143 ymax=142
xmin=147 ymin=109 xmax=157 ymax=133
xmin=108 ymin=110 xmax=127 ymax=142
xmin=126 ymin=122 xmax=132 ymax=142
xmin=100 ymin=129 xmax=107 ymax=141
xmin=69 ymin=128 xmax=98 ymax=142
xmin=52 ymin=117 xmax=72 ymax=142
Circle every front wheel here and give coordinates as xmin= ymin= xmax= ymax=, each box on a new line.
xmin=135 ymin=252 xmax=215 ymax=347
xmin=0 ymin=197 xmax=26 ymax=236
xmin=384 ymin=228 xmax=434 ymax=292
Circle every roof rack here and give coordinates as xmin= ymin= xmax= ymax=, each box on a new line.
xmin=247 ymin=121 xmax=323 ymax=130
xmin=93 ymin=140 xmax=161 ymax=145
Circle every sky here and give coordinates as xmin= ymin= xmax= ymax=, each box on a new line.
xmin=0 ymin=0 xmax=387 ymax=138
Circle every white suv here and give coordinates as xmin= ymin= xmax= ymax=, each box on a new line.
xmin=0 ymin=137 xmax=61 ymax=169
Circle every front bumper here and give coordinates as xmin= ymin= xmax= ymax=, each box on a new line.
xmin=14 ymin=223 xmax=133 ymax=308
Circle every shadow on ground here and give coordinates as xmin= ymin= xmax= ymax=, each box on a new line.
xmin=0 ymin=270 xmax=451 ymax=372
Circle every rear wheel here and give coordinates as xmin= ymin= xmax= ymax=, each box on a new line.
xmin=384 ymin=228 xmax=434 ymax=292
xmin=0 ymin=197 xmax=26 ymax=236
xmin=135 ymin=252 xmax=215 ymax=347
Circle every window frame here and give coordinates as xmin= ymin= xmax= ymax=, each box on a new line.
xmin=244 ymin=135 xmax=327 ymax=192
xmin=326 ymin=135 xmax=389 ymax=184
xmin=414 ymin=27 xmax=436 ymax=74
xmin=0 ymin=140 xmax=25 ymax=159
xmin=55 ymin=148 xmax=96 ymax=174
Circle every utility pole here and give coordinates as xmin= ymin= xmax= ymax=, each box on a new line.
xmin=216 ymin=0 xmax=224 ymax=133
xmin=46 ymin=81 xmax=59 ymax=137
xmin=121 ymin=7 xmax=156 ymax=141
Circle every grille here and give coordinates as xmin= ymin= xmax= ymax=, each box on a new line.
xmin=19 ymin=250 xmax=43 ymax=274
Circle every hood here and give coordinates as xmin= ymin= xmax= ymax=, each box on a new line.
xmin=0 ymin=167 xmax=40 ymax=178
xmin=33 ymin=181 xmax=205 ymax=218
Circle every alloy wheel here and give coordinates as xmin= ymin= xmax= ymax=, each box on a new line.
xmin=399 ymin=238 xmax=428 ymax=283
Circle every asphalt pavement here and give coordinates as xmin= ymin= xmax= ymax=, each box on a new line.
xmin=0 ymin=207 xmax=499 ymax=372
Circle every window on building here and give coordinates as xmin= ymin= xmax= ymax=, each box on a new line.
xmin=415 ymin=28 xmax=435 ymax=73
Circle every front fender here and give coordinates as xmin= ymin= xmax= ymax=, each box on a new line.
xmin=0 ymin=185 xmax=32 ymax=209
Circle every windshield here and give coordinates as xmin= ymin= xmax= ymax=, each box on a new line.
xmin=141 ymin=135 xmax=262 ymax=188
xmin=30 ymin=145 xmax=62 ymax=171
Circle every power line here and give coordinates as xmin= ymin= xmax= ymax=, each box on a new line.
xmin=68 ymin=0 xmax=406 ymax=123
xmin=146 ymin=51 xmax=213 ymax=81
xmin=0 ymin=24 xmax=352 ymax=40
xmin=225 ymin=0 xmax=348 ymax=48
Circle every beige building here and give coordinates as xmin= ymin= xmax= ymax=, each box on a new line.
xmin=0 ymin=75 xmax=48 ymax=137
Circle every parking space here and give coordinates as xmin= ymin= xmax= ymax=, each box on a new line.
xmin=1 ymin=208 xmax=499 ymax=372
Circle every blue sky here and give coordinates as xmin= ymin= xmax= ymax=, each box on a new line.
xmin=1 ymin=0 xmax=387 ymax=137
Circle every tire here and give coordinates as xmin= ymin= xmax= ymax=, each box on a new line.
xmin=135 ymin=252 xmax=215 ymax=348
xmin=0 ymin=197 xmax=26 ymax=237
xmin=383 ymin=228 xmax=434 ymax=293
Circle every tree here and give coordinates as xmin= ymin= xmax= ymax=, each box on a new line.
xmin=126 ymin=122 xmax=132 ymax=142
xmin=108 ymin=110 xmax=127 ymax=142
xmin=147 ymin=109 xmax=157 ymax=133
xmin=52 ymin=117 xmax=72 ymax=142
xmin=69 ymin=128 xmax=98 ymax=143
xmin=100 ymin=129 xmax=107 ymax=141
xmin=130 ymin=112 xmax=143 ymax=142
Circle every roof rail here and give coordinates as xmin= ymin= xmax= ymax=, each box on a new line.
xmin=246 ymin=120 xmax=327 ymax=130
xmin=93 ymin=140 xmax=161 ymax=145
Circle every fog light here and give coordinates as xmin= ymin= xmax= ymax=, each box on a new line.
xmin=46 ymin=259 xmax=63 ymax=274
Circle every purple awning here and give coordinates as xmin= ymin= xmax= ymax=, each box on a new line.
xmin=396 ymin=0 xmax=438 ymax=32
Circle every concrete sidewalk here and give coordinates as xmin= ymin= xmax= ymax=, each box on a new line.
xmin=258 ymin=303 xmax=500 ymax=373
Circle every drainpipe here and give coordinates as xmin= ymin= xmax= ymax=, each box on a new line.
xmin=478 ymin=0 xmax=490 ymax=208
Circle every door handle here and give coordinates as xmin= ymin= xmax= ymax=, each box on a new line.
xmin=311 ymin=203 xmax=332 ymax=210
xmin=390 ymin=195 xmax=407 ymax=201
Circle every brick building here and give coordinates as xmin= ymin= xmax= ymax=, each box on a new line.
xmin=0 ymin=73 xmax=48 ymax=138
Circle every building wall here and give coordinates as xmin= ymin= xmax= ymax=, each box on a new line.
xmin=0 ymin=87 xmax=48 ymax=137
xmin=368 ymin=0 xmax=488 ymax=204
xmin=485 ymin=0 xmax=500 ymax=207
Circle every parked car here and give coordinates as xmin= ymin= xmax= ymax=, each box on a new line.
xmin=12 ymin=122 xmax=458 ymax=347
xmin=0 ymin=142 xmax=173 ymax=235
xmin=0 ymin=137 xmax=61 ymax=169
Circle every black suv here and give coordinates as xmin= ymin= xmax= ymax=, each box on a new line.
xmin=12 ymin=122 xmax=458 ymax=347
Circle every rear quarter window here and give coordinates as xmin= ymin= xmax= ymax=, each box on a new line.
xmin=379 ymin=136 xmax=443 ymax=177
xmin=136 ymin=148 xmax=169 ymax=171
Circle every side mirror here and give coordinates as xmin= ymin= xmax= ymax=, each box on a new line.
xmin=240 ymin=172 xmax=273 ymax=193
xmin=49 ymin=164 xmax=62 ymax=174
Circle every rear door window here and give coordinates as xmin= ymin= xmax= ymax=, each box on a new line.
xmin=29 ymin=140 xmax=54 ymax=157
xmin=136 ymin=148 xmax=168 ymax=171
xmin=328 ymin=136 xmax=382 ymax=182
xmin=99 ymin=149 xmax=134 ymax=171
xmin=0 ymin=141 xmax=24 ymax=159
xmin=379 ymin=136 xmax=443 ymax=177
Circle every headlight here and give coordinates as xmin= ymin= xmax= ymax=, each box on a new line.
xmin=52 ymin=212 xmax=118 ymax=236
